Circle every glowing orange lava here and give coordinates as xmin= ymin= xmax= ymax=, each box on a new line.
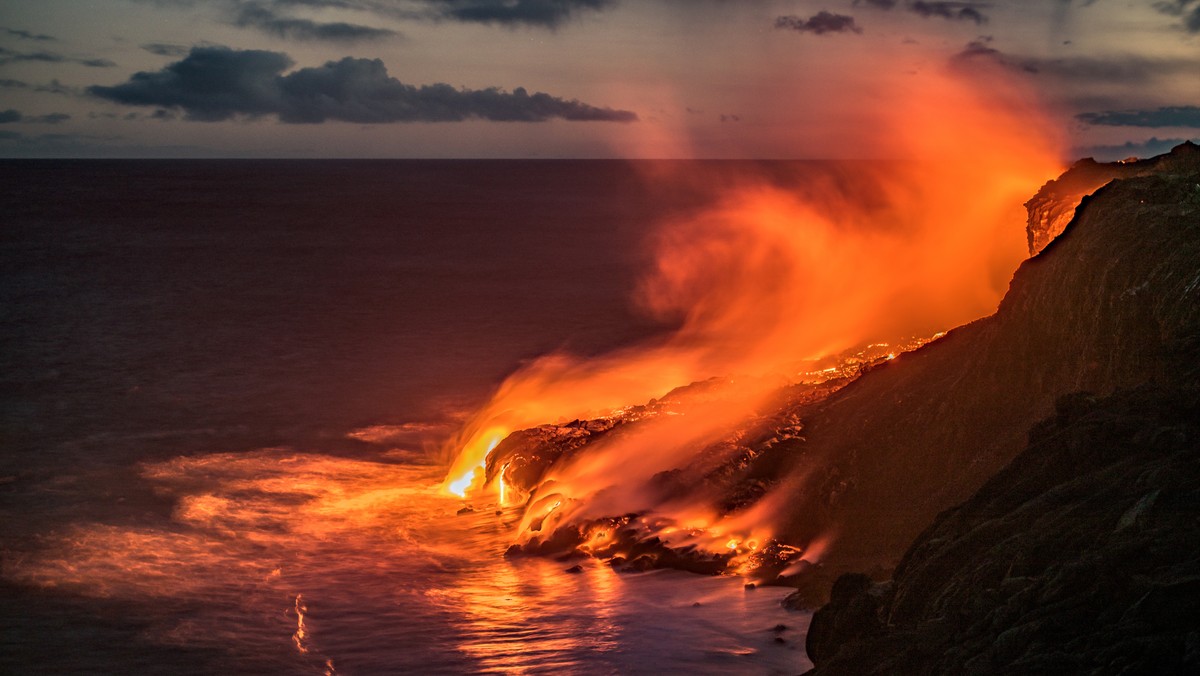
xmin=443 ymin=57 xmax=1064 ymax=566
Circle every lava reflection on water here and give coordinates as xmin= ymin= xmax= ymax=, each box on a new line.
xmin=3 ymin=448 xmax=808 ymax=674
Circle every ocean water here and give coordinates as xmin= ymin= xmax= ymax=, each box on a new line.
xmin=0 ymin=160 xmax=811 ymax=674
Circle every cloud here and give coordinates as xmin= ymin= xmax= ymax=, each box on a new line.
xmin=234 ymin=3 xmax=399 ymax=42
xmin=951 ymin=40 xmax=1198 ymax=84
xmin=133 ymin=0 xmax=616 ymax=29
xmin=1077 ymin=106 xmax=1200 ymax=128
xmin=909 ymin=1 xmax=988 ymax=24
xmin=852 ymin=0 xmax=988 ymax=23
xmin=0 ymin=78 xmax=77 ymax=95
xmin=2 ymin=27 xmax=55 ymax=41
xmin=0 ymin=46 xmax=115 ymax=67
xmin=774 ymin=11 xmax=863 ymax=35
xmin=141 ymin=43 xmax=191 ymax=56
xmin=33 ymin=112 xmax=71 ymax=124
xmin=1154 ymin=0 xmax=1200 ymax=32
xmin=88 ymin=46 xmax=638 ymax=124
xmin=421 ymin=0 xmax=616 ymax=27
xmin=0 ymin=109 xmax=71 ymax=124
xmin=1074 ymin=136 xmax=1199 ymax=162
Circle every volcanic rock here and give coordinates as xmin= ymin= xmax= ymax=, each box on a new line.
xmin=1024 ymin=140 xmax=1199 ymax=255
xmin=481 ymin=142 xmax=1200 ymax=607
xmin=757 ymin=147 xmax=1200 ymax=596
xmin=804 ymin=573 xmax=886 ymax=665
xmin=804 ymin=383 xmax=1200 ymax=674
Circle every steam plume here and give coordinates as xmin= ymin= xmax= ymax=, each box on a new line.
xmin=445 ymin=57 xmax=1064 ymax=558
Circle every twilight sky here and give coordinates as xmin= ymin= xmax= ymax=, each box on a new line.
xmin=0 ymin=0 xmax=1196 ymax=158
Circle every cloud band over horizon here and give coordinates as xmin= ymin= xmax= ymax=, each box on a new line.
xmin=87 ymin=47 xmax=638 ymax=124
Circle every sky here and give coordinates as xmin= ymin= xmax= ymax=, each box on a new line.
xmin=0 ymin=0 xmax=1196 ymax=159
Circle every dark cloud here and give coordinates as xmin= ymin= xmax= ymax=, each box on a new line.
xmin=910 ymin=1 xmax=988 ymax=24
xmin=33 ymin=112 xmax=71 ymax=124
xmin=0 ymin=47 xmax=63 ymax=64
xmin=0 ymin=110 xmax=69 ymax=124
xmin=0 ymin=78 xmax=76 ymax=95
xmin=852 ymin=1 xmax=989 ymax=24
xmin=134 ymin=0 xmax=615 ymax=28
xmin=36 ymin=79 xmax=78 ymax=95
xmin=1154 ymin=0 xmax=1200 ymax=32
xmin=422 ymin=0 xmax=615 ymax=27
xmin=1074 ymin=136 xmax=1199 ymax=162
xmin=2 ymin=27 xmax=55 ymax=41
xmin=1077 ymin=106 xmax=1200 ymax=128
xmin=774 ymin=11 xmax=863 ymax=35
xmin=88 ymin=46 xmax=637 ymax=124
xmin=0 ymin=46 xmax=115 ymax=67
xmin=234 ymin=3 xmax=399 ymax=42
xmin=951 ymin=40 xmax=1197 ymax=84
xmin=141 ymin=43 xmax=191 ymax=56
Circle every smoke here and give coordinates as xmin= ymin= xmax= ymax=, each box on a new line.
xmin=444 ymin=56 xmax=1064 ymax=556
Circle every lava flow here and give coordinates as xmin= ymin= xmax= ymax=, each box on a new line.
xmin=444 ymin=57 xmax=1065 ymax=574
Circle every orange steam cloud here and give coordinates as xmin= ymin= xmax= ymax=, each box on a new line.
xmin=444 ymin=58 xmax=1064 ymax=552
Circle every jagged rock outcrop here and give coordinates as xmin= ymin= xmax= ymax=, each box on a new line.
xmin=802 ymin=149 xmax=1200 ymax=671
xmin=756 ymin=151 xmax=1200 ymax=600
xmin=1024 ymin=140 xmax=1200 ymax=255
xmin=804 ymin=382 xmax=1200 ymax=674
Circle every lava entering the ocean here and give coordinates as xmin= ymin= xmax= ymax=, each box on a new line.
xmin=443 ymin=59 xmax=1064 ymax=575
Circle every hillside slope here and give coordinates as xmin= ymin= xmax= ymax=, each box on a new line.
xmin=800 ymin=158 xmax=1200 ymax=672
xmin=755 ymin=155 xmax=1200 ymax=594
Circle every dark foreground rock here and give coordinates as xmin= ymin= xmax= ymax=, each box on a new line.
xmin=805 ymin=382 xmax=1200 ymax=674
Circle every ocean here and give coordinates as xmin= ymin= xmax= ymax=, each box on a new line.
xmin=0 ymin=160 xmax=811 ymax=674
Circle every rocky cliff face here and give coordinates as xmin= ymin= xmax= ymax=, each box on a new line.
xmin=805 ymin=383 xmax=1200 ymax=674
xmin=801 ymin=156 xmax=1200 ymax=672
xmin=754 ymin=151 xmax=1200 ymax=600
xmin=1024 ymin=140 xmax=1199 ymax=255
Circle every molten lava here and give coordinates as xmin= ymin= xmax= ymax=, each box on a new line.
xmin=443 ymin=58 xmax=1064 ymax=573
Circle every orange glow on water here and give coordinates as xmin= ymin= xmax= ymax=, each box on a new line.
xmin=293 ymin=593 xmax=310 ymax=655
xmin=444 ymin=58 xmax=1064 ymax=565
xmin=2 ymin=448 xmax=806 ymax=671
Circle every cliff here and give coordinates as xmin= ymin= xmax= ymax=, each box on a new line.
xmin=751 ymin=149 xmax=1200 ymax=600
xmin=802 ymin=155 xmax=1200 ymax=671
xmin=804 ymin=383 xmax=1200 ymax=674
xmin=1024 ymin=140 xmax=1200 ymax=255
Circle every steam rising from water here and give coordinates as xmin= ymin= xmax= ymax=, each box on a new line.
xmin=445 ymin=61 xmax=1065 ymax=559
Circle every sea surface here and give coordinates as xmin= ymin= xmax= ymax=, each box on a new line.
xmin=0 ymin=160 xmax=812 ymax=674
